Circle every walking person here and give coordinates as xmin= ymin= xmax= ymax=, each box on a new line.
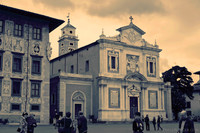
xmin=178 ymin=111 xmax=195 ymax=133
xmin=152 ymin=117 xmax=156 ymax=131
xmin=77 ymin=112 xmax=87 ymax=133
xmin=157 ymin=115 xmax=163 ymax=131
xmin=26 ymin=114 xmax=37 ymax=133
xmin=132 ymin=112 xmax=144 ymax=133
xmin=144 ymin=114 xmax=150 ymax=131
xmin=18 ymin=112 xmax=28 ymax=133
xmin=58 ymin=112 xmax=73 ymax=133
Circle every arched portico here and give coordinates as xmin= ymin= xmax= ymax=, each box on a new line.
xmin=124 ymin=72 xmax=147 ymax=118
xmin=71 ymin=91 xmax=86 ymax=119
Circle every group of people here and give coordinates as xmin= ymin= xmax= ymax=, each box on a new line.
xmin=133 ymin=111 xmax=195 ymax=133
xmin=54 ymin=111 xmax=87 ymax=133
xmin=18 ymin=112 xmax=37 ymax=133
xmin=142 ymin=114 xmax=163 ymax=131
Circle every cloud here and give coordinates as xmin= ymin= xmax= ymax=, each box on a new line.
xmin=31 ymin=0 xmax=166 ymax=17
xmin=32 ymin=0 xmax=75 ymax=9
xmin=84 ymin=0 xmax=166 ymax=17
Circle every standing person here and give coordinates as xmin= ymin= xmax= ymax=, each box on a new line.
xmin=77 ymin=112 xmax=87 ymax=133
xmin=26 ymin=114 xmax=37 ymax=133
xmin=141 ymin=115 xmax=145 ymax=122
xmin=58 ymin=112 xmax=73 ymax=133
xmin=18 ymin=112 xmax=28 ymax=133
xmin=144 ymin=114 xmax=150 ymax=131
xmin=132 ymin=112 xmax=144 ymax=133
xmin=178 ymin=111 xmax=195 ymax=133
xmin=157 ymin=115 xmax=163 ymax=131
xmin=152 ymin=117 xmax=156 ymax=131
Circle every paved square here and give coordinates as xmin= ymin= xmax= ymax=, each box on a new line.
xmin=0 ymin=122 xmax=200 ymax=133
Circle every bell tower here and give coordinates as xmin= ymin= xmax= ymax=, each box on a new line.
xmin=58 ymin=14 xmax=79 ymax=56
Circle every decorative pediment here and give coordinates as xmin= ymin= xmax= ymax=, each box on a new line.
xmin=73 ymin=95 xmax=84 ymax=101
xmin=72 ymin=91 xmax=85 ymax=101
xmin=127 ymin=84 xmax=141 ymax=96
xmin=124 ymin=72 xmax=147 ymax=82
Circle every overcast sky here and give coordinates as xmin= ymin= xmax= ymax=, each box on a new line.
xmin=2 ymin=0 xmax=200 ymax=83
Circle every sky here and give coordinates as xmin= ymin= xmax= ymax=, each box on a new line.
xmin=2 ymin=0 xmax=200 ymax=83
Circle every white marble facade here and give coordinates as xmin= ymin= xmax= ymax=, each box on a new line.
xmin=51 ymin=17 xmax=173 ymax=122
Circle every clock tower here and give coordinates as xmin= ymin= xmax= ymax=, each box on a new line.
xmin=58 ymin=15 xmax=79 ymax=56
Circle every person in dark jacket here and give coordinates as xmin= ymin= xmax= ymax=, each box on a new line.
xmin=58 ymin=112 xmax=72 ymax=133
xmin=157 ymin=115 xmax=163 ymax=131
xmin=152 ymin=117 xmax=156 ymax=131
xmin=26 ymin=114 xmax=37 ymax=133
xmin=144 ymin=114 xmax=150 ymax=131
xmin=77 ymin=112 xmax=87 ymax=133
xmin=178 ymin=111 xmax=195 ymax=133
xmin=132 ymin=112 xmax=144 ymax=133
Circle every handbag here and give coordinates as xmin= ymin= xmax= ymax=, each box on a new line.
xmin=17 ymin=127 xmax=21 ymax=132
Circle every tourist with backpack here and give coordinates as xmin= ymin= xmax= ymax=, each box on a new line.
xmin=132 ymin=112 xmax=144 ymax=133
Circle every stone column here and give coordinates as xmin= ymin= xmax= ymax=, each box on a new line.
xmin=165 ymin=82 xmax=173 ymax=121
xmin=103 ymin=84 xmax=107 ymax=109
xmin=122 ymin=84 xmax=128 ymax=110
xmin=141 ymin=87 xmax=146 ymax=111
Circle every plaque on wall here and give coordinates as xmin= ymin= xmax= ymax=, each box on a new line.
xmin=148 ymin=90 xmax=158 ymax=109
xmin=109 ymin=88 xmax=120 ymax=108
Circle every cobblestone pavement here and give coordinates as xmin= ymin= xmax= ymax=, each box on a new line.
xmin=0 ymin=122 xmax=200 ymax=133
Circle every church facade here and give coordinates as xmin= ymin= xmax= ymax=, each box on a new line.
xmin=0 ymin=5 xmax=64 ymax=124
xmin=50 ymin=17 xmax=173 ymax=121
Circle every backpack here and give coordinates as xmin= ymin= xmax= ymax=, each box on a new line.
xmin=136 ymin=120 xmax=144 ymax=132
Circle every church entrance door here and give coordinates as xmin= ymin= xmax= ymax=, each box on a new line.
xmin=75 ymin=104 xmax=82 ymax=118
xmin=130 ymin=97 xmax=138 ymax=118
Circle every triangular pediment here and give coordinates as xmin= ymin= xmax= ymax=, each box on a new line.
xmin=73 ymin=95 xmax=84 ymax=101
xmin=116 ymin=22 xmax=145 ymax=35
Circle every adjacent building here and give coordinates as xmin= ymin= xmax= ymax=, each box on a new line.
xmin=0 ymin=5 xmax=64 ymax=124
xmin=50 ymin=17 xmax=173 ymax=121
xmin=185 ymin=71 xmax=200 ymax=117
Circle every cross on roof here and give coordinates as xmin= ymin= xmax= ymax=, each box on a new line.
xmin=129 ymin=16 xmax=133 ymax=23
xmin=67 ymin=13 xmax=70 ymax=24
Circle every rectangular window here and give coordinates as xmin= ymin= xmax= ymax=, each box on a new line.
xmin=108 ymin=50 xmax=119 ymax=73
xmin=13 ymin=54 xmax=22 ymax=72
xmin=14 ymin=24 xmax=23 ymax=37
xmin=31 ymin=81 xmax=41 ymax=97
xmin=32 ymin=57 xmax=41 ymax=74
xmin=33 ymin=28 xmax=41 ymax=40
xmin=85 ymin=60 xmax=89 ymax=72
xmin=146 ymin=56 xmax=156 ymax=77
xmin=150 ymin=62 xmax=153 ymax=73
xmin=0 ymin=20 xmax=3 ymax=33
xmin=0 ymin=53 xmax=3 ymax=71
xmin=111 ymin=56 xmax=116 ymax=69
xmin=31 ymin=104 xmax=40 ymax=111
xmin=11 ymin=104 xmax=21 ymax=111
xmin=70 ymin=65 xmax=74 ymax=73
xmin=12 ymin=79 xmax=21 ymax=96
